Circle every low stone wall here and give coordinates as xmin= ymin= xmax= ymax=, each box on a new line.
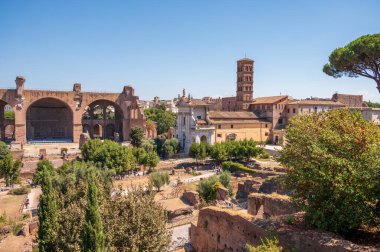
xmin=190 ymin=207 xmax=377 ymax=252
xmin=247 ymin=193 xmax=296 ymax=218
xmin=182 ymin=191 xmax=200 ymax=208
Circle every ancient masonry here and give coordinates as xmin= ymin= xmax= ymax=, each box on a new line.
xmin=0 ymin=76 xmax=154 ymax=145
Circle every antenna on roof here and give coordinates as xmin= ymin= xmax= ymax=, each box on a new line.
xmin=245 ymin=52 xmax=247 ymax=58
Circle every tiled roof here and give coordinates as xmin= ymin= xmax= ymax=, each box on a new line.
xmin=207 ymin=111 xmax=270 ymax=124
xmin=288 ymin=100 xmax=346 ymax=106
xmin=208 ymin=111 xmax=259 ymax=119
xmin=251 ymin=96 xmax=288 ymax=104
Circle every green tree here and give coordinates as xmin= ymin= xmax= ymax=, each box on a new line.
xmin=245 ymin=236 xmax=282 ymax=252
xmin=189 ymin=142 xmax=208 ymax=166
xmin=145 ymin=151 xmax=160 ymax=171
xmin=33 ymin=160 xmax=54 ymax=185
xmin=105 ymin=187 xmax=170 ymax=251
xmin=279 ymin=109 xmax=380 ymax=234
xmin=133 ymin=147 xmax=147 ymax=170
xmin=130 ymin=127 xmax=144 ymax=147
xmin=81 ymin=138 xmax=103 ymax=162
xmin=0 ymin=141 xmax=21 ymax=187
xmin=38 ymin=168 xmax=58 ymax=252
xmin=364 ymin=100 xmax=380 ymax=108
xmin=210 ymin=143 xmax=228 ymax=164
xmin=0 ymin=153 xmax=21 ymax=187
xmin=81 ymin=140 xmax=135 ymax=173
xmin=141 ymin=139 xmax=155 ymax=152
xmin=149 ymin=172 xmax=169 ymax=191
xmin=323 ymin=33 xmax=380 ymax=93
xmin=144 ymin=107 xmax=176 ymax=135
xmin=162 ymin=138 xmax=179 ymax=158
xmin=82 ymin=171 xmax=105 ymax=252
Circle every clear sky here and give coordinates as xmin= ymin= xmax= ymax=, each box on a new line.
xmin=0 ymin=0 xmax=379 ymax=101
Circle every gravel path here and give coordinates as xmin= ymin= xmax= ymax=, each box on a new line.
xmin=168 ymin=224 xmax=191 ymax=251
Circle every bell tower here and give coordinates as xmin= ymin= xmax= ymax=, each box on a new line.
xmin=236 ymin=58 xmax=254 ymax=110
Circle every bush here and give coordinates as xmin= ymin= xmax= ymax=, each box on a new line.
xmin=149 ymin=172 xmax=170 ymax=191
xmin=8 ymin=186 xmax=30 ymax=195
xmin=11 ymin=221 xmax=23 ymax=235
xmin=222 ymin=161 xmax=255 ymax=174
xmin=279 ymin=109 xmax=380 ymax=234
xmin=258 ymin=152 xmax=270 ymax=159
xmin=197 ymin=175 xmax=219 ymax=202
xmin=245 ymin=236 xmax=282 ymax=252
xmin=81 ymin=139 xmax=135 ymax=173
xmin=129 ymin=127 xmax=144 ymax=147
xmin=197 ymin=172 xmax=234 ymax=202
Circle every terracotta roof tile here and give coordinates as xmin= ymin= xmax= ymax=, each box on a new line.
xmin=288 ymin=100 xmax=346 ymax=106
xmin=251 ymin=96 xmax=288 ymax=104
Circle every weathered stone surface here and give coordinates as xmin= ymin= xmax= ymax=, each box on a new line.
xmin=0 ymin=78 xmax=154 ymax=144
xmin=258 ymin=177 xmax=289 ymax=195
xmin=215 ymin=186 xmax=229 ymax=201
xmin=28 ymin=221 xmax=38 ymax=236
xmin=236 ymin=180 xmax=260 ymax=199
xmin=182 ymin=191 xmax=200 ymax=207
xmin=79 ymin=132 xmax=90 ymax=148
xmin=167 ymin=207 xmax=193 ymax=220
xmin=190 ymin=207 xmax=378 ymax=252
xmin=247 ymin=193 xmax=296 ymax=218
xmin=0 ymin=225 xmax=11 ymax=236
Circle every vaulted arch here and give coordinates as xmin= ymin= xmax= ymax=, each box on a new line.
xmin=26 ymin=98 xmax=73 ymax=142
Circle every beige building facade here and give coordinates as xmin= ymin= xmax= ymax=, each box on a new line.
xmin=208 ymin=111 xmax=271 ymax=144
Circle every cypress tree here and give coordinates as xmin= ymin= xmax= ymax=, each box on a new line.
xmin=38 ymin=168 xmax=58 ymax=252
xmin=82 ymin=172 xmax=105 ymax=252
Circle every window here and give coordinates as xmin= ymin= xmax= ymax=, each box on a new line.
xmin=265 ymin=132 xmax=269 ymax=136
xmin=218 ymin=125 xmax=221 ymax=129
xmin=265 ymin=124 xmax=268 ymax=128
xmin=279 ymin=118 xmax=283 ymax=124
xmin=183 ymin=117 xmax=186 ymax=125
xmin=287 ymin=109 xmax=289 ymax=113
xmin=217 ymin=134 xmax=222 ymax=137
xmin=197 ymin=115 xmax=201 ymax=119
xmin=293 ymin=108 xmax=296 ymax=113
xmin=231 ymin=124 xmax=234 ymax=129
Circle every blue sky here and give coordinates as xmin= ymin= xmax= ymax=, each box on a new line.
xmin=0 ymin=0 xmax=379 ymax=101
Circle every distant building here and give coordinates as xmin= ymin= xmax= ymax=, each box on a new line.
xmin=355 ymin=107 xmax=380 ymax=126
xmin=332 ymin=93 xmax=364 ymax=108
xmin=286 ymin=99 xmax=346 ymax=121
xmin=175 ymin=93 xmax=215 ymax=152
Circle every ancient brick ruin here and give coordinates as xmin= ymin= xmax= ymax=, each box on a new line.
xmin=0 ymin=76 xmax=154 ymax=145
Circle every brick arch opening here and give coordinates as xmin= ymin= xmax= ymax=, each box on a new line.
xmin=81 ymin=100 xmax=123 ymax=141
xmin=0 ymin=100 xmax=15 ymax=143
xmin=26 ymin=98 xmax=73 ymax=142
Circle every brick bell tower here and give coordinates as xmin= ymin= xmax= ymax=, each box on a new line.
xmin=236 ymin=58 xmax=254 ymax=110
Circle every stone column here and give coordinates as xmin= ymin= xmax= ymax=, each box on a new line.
xmin=14 ymin=107 xmax=26 ymax=144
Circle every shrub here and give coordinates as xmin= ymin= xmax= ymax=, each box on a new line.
xmin=258 ymin=152 xmax=270 ymax=159
xmin=222 ymin=161 xmax=255 ymax=174
xmin=11 ymin=221 xmax=23 ymax=235
xmin=129 ymin=127 xmax=144 ymax=147
xmin=149 ymin=172 xmax=170 ymax=191
xmin=8 ymin=186 xmax=30 ymax=195
xmin=197 ymin=175 xmax=219 ymax=202
xmin=245 ymin=236 xmax=282 ymax=252
xmin=197 ymin=172 xmax=234 ymax=202
xmin=218 ymin=171 xmax=233 ymax=196
xmin=279 ymin=109 xmax=380 ymax=234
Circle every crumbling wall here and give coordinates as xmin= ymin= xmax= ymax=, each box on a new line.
xmin=247 ymin=193 xmax=296 ymax=218
xmin=190 ymin=207 xmax=377 ymax=252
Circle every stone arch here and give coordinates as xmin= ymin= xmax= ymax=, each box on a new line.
xmin=81 ymin=99 xmax=123 ymax=141
xmin=93 ymin=124 xmax=102 ymax=138
xmin=105 ymin=124 xmax=115 ymax=140
xmin=26 ymin=98 xmax=73 ymax=142
xmin=0 ymin=100 xmax=15 ymax=143
xmin=200 ymin=135 xmax=207 ymax=143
